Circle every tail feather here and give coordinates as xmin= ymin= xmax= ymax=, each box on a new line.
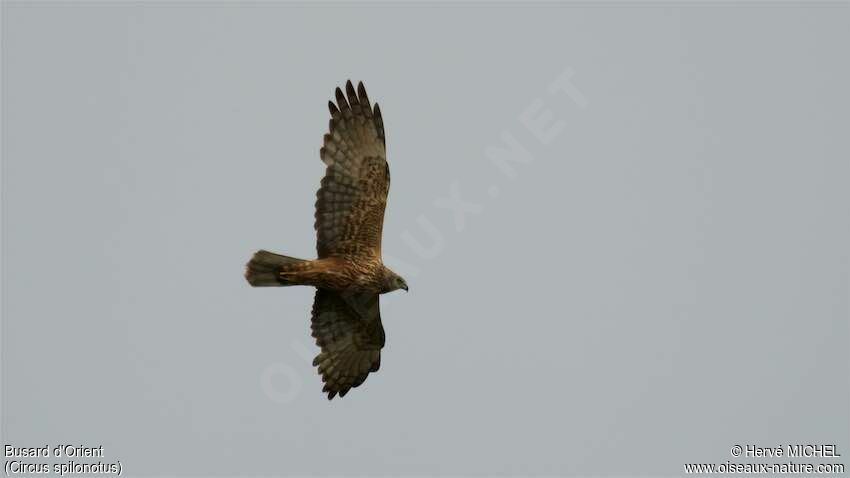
xmin=245 ymin=250 xmax=307 ymax=287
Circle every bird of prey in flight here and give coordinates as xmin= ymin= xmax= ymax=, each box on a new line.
xmin=245 ymin=81 xmax=408 ymax=400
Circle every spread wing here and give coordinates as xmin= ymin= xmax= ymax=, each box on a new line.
xmin=315 ymin=80 xmax=389 ymax=259
xmin=310 ymin=289 xmax=385 ymax=399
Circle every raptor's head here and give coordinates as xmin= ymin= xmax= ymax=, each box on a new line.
xmin=382 ymin=269 xmax=409 ymax=294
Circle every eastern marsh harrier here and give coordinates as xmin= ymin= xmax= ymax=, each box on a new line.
xmin=245 ymin=81 xmax=407 ymax=400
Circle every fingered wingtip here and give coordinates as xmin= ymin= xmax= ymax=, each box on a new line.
xmin=345 ymin=80 xmax=358 ymax=105
xmin=334 ymin=87 xmax=347 ymax=109
xmin=356 ymin=81 xmax=369 ymax=105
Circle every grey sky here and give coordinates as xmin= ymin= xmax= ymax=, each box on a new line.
xmin=2 ymin=3 xmax=848 ymax=476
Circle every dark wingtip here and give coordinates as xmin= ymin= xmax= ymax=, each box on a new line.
xmin=323 ymin=383 xmax=337 ymax=400
xmin=345 ymin=80 xmax=357 ymax=102
xmin=357 ymin=81 xmax=370 ymax=107
xmin=328 ymin=100 xmax=339 ymax=115
xmin=373 ymin=103 xmax=383 ymax=130
xmin=334 ymin=87 xmax=348 ymax=109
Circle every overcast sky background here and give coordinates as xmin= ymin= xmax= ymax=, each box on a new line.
xmin=2 ymin=3 xmax=848 ymax=476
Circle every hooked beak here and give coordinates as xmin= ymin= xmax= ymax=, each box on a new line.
xmin=402 ymin=284 xmax=409 ymax=292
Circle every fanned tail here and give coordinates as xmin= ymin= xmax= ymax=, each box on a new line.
xmin=244 ymin=250 xmax=308 ymax=287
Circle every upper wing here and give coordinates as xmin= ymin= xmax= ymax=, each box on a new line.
xmin=315 ymin=81 xmax=389 ymax=259
xmin=310 ymin=289 xmax=385 ymax=399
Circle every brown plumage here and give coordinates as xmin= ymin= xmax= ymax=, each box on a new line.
xmin=245 ymin=81 xmax=407 ymax=400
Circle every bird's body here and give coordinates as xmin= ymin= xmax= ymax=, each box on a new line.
xmin=245 ymin=81 xmax=407 ymax=399
xmin=264 ymin=253 xmax=392 ymax=293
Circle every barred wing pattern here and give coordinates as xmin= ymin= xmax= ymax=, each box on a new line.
xmin=316 ymin=81 xmax=389 ymax=259
xmin=311 ymin=289 xmax=385 ymax=399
